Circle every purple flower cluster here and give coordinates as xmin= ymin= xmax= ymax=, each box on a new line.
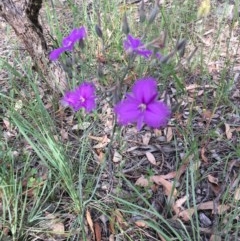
xmin=52 ymin=26 xmax=170 ymax=130
xmin=61 ymin=77 xmax=170 ymax=130
xmin=50 ymin=26 xmax=87 ymax=61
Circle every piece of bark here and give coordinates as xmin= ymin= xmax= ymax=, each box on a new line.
xmin=0 ymin=0 xmax=67 ymax=93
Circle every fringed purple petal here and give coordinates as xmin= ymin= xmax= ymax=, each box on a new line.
xmin=144 ymin=101 xmax=171 ymax=128
xmin=114 ymin=99 xmax=142 ymax=126
xmin=49 ymin=47 xmax=67 ymax=61
xmin=132 ymin=77 xmax=158 ymax=104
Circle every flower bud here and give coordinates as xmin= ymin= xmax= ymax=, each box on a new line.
xmin=148 ymin=6 xmax=159 ymax=24
xmin=95 ymin=24 xmax=103 ymax=39
xmin=176 ymin=39 xmax=187 ymax=57
xmin=139 ymin=0 xmax=146 ymax=22
xmin=97 ymin=64 xmax=104 ymax=78
xmin=122 ymin=12 xmax=130 ymax=35
xmin=79 ymin=39 xmax=85 ymax=49
xmin=176 ymin=39 xmax=187 ymax=51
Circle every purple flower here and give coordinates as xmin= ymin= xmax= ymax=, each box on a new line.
xmin=62 ymin=27 xmax=87 ymax=48
xmin=114 ymin=77 xmax=171 ymax=130
xmin=50 ymin=26 xmax=87 ymax=61
xmin=123 ymin=34 xmax=152 ymax=58
xmin=61 ymin=82 xmax=96 ymax=112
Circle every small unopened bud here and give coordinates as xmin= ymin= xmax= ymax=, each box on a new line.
xmin=122 ymin=12 xmax=130 ymax=35
xmin=176 ymin=39 xmax=187 ymax=51
xmin=79 ymin=39 xmax=85 ymax=49
xmin=176 ymin=39 xmax=187 ymax=57
xmin=95 ymin=24 xmax=103 ymax=39
xmin=139 ymin=0 xmax=146 ymax=22
xmin=97 ymin=64 xmax=104 ymax=78
xmin=148 ymin=6 xmax=159 ymax=24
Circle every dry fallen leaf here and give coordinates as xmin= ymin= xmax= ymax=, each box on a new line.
xmin=3 ymin=118 xmax=11 ymax=130
xmin=60 ymin=129 xmax=68 ymax=140
xmin=173 ymin=201 xmax=230 ymax=221
xmin=151 ymin=176 xmax=178 ymax=197
xmin=198 ymin=201 xmax=230 ymax=215
xmin=42 ymin=213 xmax=65 ymax=235
xmin=201 ymin=147 xmax=208 ymax=163
xmin=178 ymin=208 xmax=195 ymax=222
xmin=208 ymin=174 xmax=221 ymax=195
xmin=207 ymin=175 xmax=218 ymax=185
xmin=197 ymin=89 xmax=204 ymax=96
xmin=110 ymin=209 xmax=127 ymax=234
xmin=164 ymin=127 xmax=173 ymax=142
xmin=146 ymin=152 xmax=157 ymax=165
xmin=86 ymin=209 xmax=94 ymax=235
xmin=109 ymin=215 xmax=115 ymax=235
xmin=94 ymin=222 xmax=102 ymax=241
xmin=217 ymin=205 xmax=231 ymax=215
xmin=234 ymin=187 xmax=240 ymax=201
xmin=136 ymin=174 xmax=179 ymax=197
xmin=225 ymin=123 xmax=233 ymax=139
xmin=52 ymin=222 xmax=65 ymax=234
xmin=114 ymin=209 xmax=127 ymax=228
xmin=91 ymin=135 xmax=110 ymax=149
xmin=172 ymin=196 xmax=188 ymax=215
xmin=159 ymin=164 xmax=187 ymax=180
xmin=113 ymin=151 xmax=122 ymax=163
xmin=135 ymin=175 xmax=151 ymax=187
xmin=175 ymin=196 xmax=188 ymax=207
xmin=135 ymin=220 xmax=148 ymax=228
xmin=197 ymin=201 xmax=215 ymax=211
xmin=89 ymin=135 xmax=107 ymax=142
xmin=142 ymin=132 xmax=151 ymax=145
xmin=94 ymin=150 xmax=105 ymax=164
